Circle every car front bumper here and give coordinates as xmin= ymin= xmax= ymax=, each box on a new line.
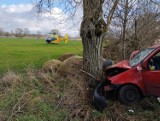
xmin=94 ymin=80 xmax=118 ymax=112
xmin=94 ymin=81 xmax=107 ymax=112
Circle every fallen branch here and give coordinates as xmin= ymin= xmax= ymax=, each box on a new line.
xmin=80 ymin=69 xmax=96 ymax=79
xmin=7 ymin=92 xmax=26 ymax=121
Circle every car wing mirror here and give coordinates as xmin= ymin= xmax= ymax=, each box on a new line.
xmin=137 ymin=66 xmax=143 ymax=72
xmin=137 ymin=61 xmax=145 ymax=72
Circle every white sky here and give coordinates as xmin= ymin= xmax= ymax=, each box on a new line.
xmin=0 ymin=3 xmax=82 ymax=37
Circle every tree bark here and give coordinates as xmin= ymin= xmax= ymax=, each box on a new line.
xmin=80 ymin=0 xmax=105 ymax=88
xmin=80 ymin=0 xmax=119 ymax=106
xmin=80 ymin=0 xmax=119 ymax=88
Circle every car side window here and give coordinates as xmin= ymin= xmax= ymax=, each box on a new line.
xmin=148 ymin=52 xmax=160 ymax=70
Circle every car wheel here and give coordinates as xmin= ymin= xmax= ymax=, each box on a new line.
xmin=118 ymin=85 xmax=140 ymax=105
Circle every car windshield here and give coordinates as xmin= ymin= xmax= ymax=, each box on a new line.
xmin=129 ymin=48 xmax=155 ymax=67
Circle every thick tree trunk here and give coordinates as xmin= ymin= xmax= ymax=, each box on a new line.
xmin=80 ymin=0 xmax=119 ymax=106
xmin=81 ymin=32 xmax=103 ymax=87
xmin=80 ymin=0 xmax=105 ymax=88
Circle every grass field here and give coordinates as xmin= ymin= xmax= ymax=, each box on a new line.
xmin=0 ymin=37 xmax=82 ymax=74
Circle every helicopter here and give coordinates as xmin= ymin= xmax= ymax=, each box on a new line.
xmin=46 ymin=33 xmax=68 ymax=44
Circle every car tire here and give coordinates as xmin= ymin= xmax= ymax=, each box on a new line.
xmin=118 ymin=85 xmax=140 ymax=105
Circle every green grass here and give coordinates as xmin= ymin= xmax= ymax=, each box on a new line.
xmin=0 ymin=37 xmax=82 ymax=74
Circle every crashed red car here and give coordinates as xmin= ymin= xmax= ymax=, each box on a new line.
xmin=94 ymin=45 xmax=160 ymax=111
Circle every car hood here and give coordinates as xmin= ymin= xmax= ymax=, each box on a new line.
xmin=111 ymin=60 xmax=131 ymax=69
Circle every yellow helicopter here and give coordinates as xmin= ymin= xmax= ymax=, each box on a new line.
xmin=46 ymin=33 xmax=68 ymax=44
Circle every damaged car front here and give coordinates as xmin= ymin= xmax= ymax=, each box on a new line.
xmin=94 ymin=60 xmax=131 ymax=111
xmin=94 ymin=48 xmax=156 ymax=111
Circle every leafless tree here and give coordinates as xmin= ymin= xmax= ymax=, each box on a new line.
xmin=0 ymin=27 xmax=4 ymax=37
xmin=37 ymin=31 xmax=41 ymax=39
xmin=123 ymin=0 xmax=160 ymax=58
xmin=103 ymin=0 xmax=160 ymax=60
xmin=14 ymin=28 xmax=25 ymax=38
xmin=50 ymin=29 xmax=61 ymax=36
xmin=35 ymin=0 xmax=119 ymax=88
xmin=4 ymin=32 xmax=10 ymax=37
xmin=24 ymin=28 xmax=30 ymax=36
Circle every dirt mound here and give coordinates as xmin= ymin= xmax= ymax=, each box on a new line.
xmin=58 ymin=53 xmax=75 ymax=61
xmin=58 ymin=56 xmax=83 ymax=77
xmin=43 ymin=59 xmax=62 ymax=73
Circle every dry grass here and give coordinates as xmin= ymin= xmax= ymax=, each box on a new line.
xmin=58 ymin=55 xmax=83 ymax=77
xmin=0 ymin=67 xmax=160 ymax=121
xmin=1 ymin=71 xmax=21 ymax=88
xmin=42 ymin=59 xmax=62 ymax=73
xmin=0 ymin=68 xmax=89 ymax=120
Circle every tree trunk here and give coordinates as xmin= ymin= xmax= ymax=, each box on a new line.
xmin=80 ymin=0 xmax=105 ymax=88
xmin=121 ymin=0 xmax=128 ymax=60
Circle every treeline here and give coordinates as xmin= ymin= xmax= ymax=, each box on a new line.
xmin=0 ymin=27 xmax=44 ymax=39
xmin=103 ymin=0 xmax=160 ymax=60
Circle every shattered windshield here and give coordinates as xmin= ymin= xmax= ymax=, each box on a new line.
xmin=129 ymin=48 xmax=155 ymax=67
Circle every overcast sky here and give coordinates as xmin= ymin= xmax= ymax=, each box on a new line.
xmin=0 ymin=0 xmax=82 ymax=37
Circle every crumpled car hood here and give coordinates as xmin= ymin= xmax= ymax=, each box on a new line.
xmin=111 ymin=60 xmax=131 ymax=69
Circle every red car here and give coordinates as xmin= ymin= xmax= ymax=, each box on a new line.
xmin=94 ymin=45 xmax=160 ymax=111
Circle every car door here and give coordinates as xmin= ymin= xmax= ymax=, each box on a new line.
xmin=142 ymin=51 xmax=160 ymax=97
